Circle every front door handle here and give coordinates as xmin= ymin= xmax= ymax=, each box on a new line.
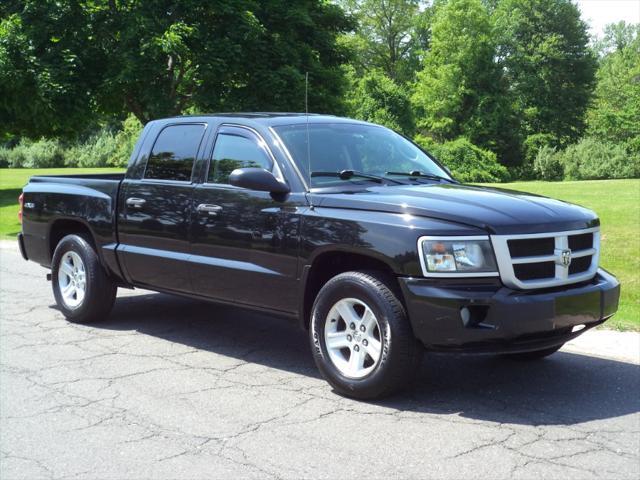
xmin=126 ymin=197 xmax=146 ymax=209
xmin=197 ymin=204 xmax=223 ymax=216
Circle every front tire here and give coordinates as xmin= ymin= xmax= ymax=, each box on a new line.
xmin=310 ymin=271 xmax=423 ymax=399
xmin=51 ymin=234 xmax=117 ymax=323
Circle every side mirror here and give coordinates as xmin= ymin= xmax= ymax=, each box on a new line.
xmin=229 ymin=168 xmax=290 ymax=195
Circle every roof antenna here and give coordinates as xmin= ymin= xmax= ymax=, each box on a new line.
xmin=305 ymin=72 xmax=313 ymax=206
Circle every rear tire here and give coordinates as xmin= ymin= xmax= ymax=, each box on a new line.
xmin=503 ymin=344 xmax=563 ymax=360
xmin=309 ymin=270 xmax=423 ymax=399
xmin=51 ymin=234 xmax=116 ymax=323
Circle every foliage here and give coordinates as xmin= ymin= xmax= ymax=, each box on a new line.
xmin=65 ymin=131 xmax=118 ymax=168
xmin=415 ymin=135 xmax=508 ymax=182
xmin=2 ymin=138 xmax=65 ymax=168
xmin=0 ymin=0 xmax=353 ymax=136
xmin=0 ymin=12 xmax=100 ymax=138
xmin=1 ymin=115 xmax=143 ymax=169
xmin=109 ymin=115 xmax=144 ymax=167
xmin=532 ymin=138 xmax=640 ymax=181
xmin=533 ymin=145 xmax=564 ymax=181
xmin=559 ymin=138 xmax=639 ymax=180
xmin=587 ymin=23 xmax=640 ymax=156
xmin=337 ymin=0 xmax=427 ymax=83
xmin=345 ymin=69 xmax=414 ymax=134
xmin=494 ymin=0 xmax=597 ymax=148
xmin=412 ymin=0 xmax=514 ymax=162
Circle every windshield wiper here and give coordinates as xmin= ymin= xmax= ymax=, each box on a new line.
xmin=385 ymin=170 xmax=456 ymax=183
xmin=311 ymin=170 xmax=402 ymax=184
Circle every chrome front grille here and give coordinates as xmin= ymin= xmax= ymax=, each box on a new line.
xmin=491 ymin=227 xmax=600 ymax=289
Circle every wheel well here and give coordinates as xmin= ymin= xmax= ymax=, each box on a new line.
xmin=49 ymin=220 xmax=96 ymax=259
xmin=302 ymin=251 xmax=401 ymax=329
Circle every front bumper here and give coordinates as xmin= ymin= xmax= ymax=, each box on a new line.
xmin=399 ymin=268 xmax=620 ymax=353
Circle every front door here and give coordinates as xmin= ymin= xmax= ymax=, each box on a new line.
xmin=189 ymin=126 xmax=300 ymax=313
xmin=118 ymin=122 xmax=207 ymax=292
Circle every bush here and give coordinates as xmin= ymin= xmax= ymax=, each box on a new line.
xmin=0 ymin=147 xmax=10 ymax=167
xmin=533 ymin=145 xmax=564 ymax=180
xmin=560 ymin=137 xmax=640 ymax=180
xmin=64 ymin=129 xmax=118 ymax=167
xmin=109 ymin=114 xmax=143 ymax=167
xmin=346 ymin=69 xmax=415 ymax=136
xmin=415 ymin=136 xmax=509 ymax=182
xmin=3 ymin=138 xmax=64 ymax=168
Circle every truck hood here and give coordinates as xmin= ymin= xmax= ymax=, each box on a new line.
xmin=310 ymin=183 xmax=599 ymax=235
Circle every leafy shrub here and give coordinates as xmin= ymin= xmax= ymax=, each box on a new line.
xmin=0 ymin=147 xmax=10 ymax=167
xmin=64 ymin=130 xmax=118 ymax=167
xmin=514 ymin=132 xmax=559 ymax=179
xmin=415 ymin=136 xmax=509 ymax=182
xmin=533 ymin=145 xmax=564 ymax=181
xmin=523 ymin=133 xmax=558 ymax=165
xmin=560 ymin=137 xmax=639 ymax=180
xmin=109 ymin=114 xmax=143 ymax=167
xmin=4 ymin=138 xmax=64 ymax=168
xmin=346 ymin=69 xmax=415 ymax=135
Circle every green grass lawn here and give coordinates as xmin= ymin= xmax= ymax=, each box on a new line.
xmin=485 ymin=179 xmax=639 ymax=331
xmin=1 ymin=169 xmax=638 ymax=330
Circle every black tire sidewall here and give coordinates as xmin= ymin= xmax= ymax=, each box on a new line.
xmin=51 ymin=234 xmax=110 ymax=322
xmin=310 ymin=272 xmax=414 ymax=398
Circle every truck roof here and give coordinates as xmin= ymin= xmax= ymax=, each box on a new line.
xmin=156 ymin=113 xmax=373 ymax=128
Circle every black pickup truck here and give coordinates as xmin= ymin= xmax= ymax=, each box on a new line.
xmin=18 ymin=113 xmax=620 ymax=398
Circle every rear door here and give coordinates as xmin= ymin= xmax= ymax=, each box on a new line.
xmin=189 ymin=125 xmax=300 ymax=312
xmin=118 ymin=122 xmax=207 ymax=292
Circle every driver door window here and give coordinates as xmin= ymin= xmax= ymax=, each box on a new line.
xmin=208 ymin=133 xmax=272 ymax=184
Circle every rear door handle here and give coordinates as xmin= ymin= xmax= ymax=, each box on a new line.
xmin=126 ymin=197 xmax=146 ymax=208
xmin=197 ymin=204 xmax=223 ymax=216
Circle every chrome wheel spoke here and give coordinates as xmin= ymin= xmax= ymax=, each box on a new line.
xmin=336 ymin=302 xmax=359 ymax=326
xmin=361 ymin=308 xmax=377 ymax=332
xmin=324 ymin=298 xmax=384 ymax=379
xmin=326 ymin=331 xmax=351 ymax=350
xmin=61 ymin=282 xmax=75 ymax=296
xmin=347 ymin=347 xmax=366 ymax=373
xmin=60 ymin=261 xmax=74 ymax=277
xmin=364 ymin=337 xmax=381 ymax=362
xmin=57 ymin=251 xmax=86 ymax=309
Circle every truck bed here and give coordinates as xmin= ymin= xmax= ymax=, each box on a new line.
xmin=21 ymin=173 xmax=126 ymax=270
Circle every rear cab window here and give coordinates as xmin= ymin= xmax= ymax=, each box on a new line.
xmin=144 ymin=124 xmax=206 ymax=182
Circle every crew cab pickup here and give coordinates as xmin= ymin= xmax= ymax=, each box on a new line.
xmin=18 ymin=114 xmax=620 ymax=398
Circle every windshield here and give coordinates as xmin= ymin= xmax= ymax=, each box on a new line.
xmin=272 ymin=123 xmax=451 ymax=189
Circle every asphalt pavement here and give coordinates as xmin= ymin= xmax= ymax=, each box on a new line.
xmin=1 ymin=241 xmax=638 ymax=479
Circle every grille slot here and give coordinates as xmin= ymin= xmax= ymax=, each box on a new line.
xmin=569 ymin=232 xmax=593 ymax=251
xmin=569 ymin=256 xmax=592 ymax=275
xmin=508 ymin=237 xmax=554 ymax=257
xmin=491 ymin=228 xmax=600 ymax=289
xmin=513 ymin=262 xmax=555 ymax=280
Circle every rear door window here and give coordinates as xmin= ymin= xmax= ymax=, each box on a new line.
xmin=144 ymin=124 xmax=206 ymax=182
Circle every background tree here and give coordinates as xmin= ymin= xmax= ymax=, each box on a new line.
xmin=0 ymin=0 xmax=352 ymax=138
xmin=587 ymin=22 xmax=640 ymax=154
xmin=494 ymin=0 xmax=597 ymax=151
xmin=412 ymin=0 xmax=514 ymax=160
xmin=344 ymin=68 xmax=415 ymax=134
xmin=338 ymin=0 xmax=429 ymax=84
xmin=0 ymin=5 xmax=104 ymax=138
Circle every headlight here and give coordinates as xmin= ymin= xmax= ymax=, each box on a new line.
xmin=418 ymin=236 xmax=498 ymax=276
